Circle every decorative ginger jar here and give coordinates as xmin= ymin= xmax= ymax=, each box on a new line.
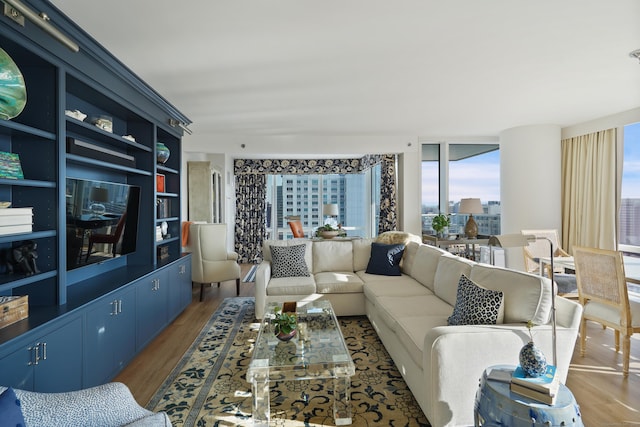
xmin=0 ymin=47 xmax=27 ymax=121
xmin=519 ymin=341 xmax=547 ymax=377
xmin=156 ymin=142 xmax=170 ymax=164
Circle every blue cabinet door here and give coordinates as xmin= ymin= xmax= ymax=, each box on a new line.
xmin=168 ymin=256 xmax=192 ymax=320
xmin=0 ymin=316 xmax=82 ymax=392
xmin=0 ymin=343 xmax=34 ymax=390
xmin=84 ymin=287 xmax=136 ymax=387
xmin=34 ymin=316 xmax=83 ymax=392
xmin=135 ymin=270 xmax=169 ymax=351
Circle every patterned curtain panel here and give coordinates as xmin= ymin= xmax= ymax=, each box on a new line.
xmin=233 ymin=154 xmax=398 ymax=261
xmin=378 ymin=154 xmax=397 ymax=233
xmin=234 ymin=173 xmax=266 ymax=263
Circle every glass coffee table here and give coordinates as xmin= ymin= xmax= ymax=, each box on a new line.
xmin=247 ymin=300 xmax=356 ymax=426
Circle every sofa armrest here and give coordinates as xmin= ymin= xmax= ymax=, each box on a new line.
xmin=6 ymin=382 xmax=168 ymax=427
xmin=255 ymin=261 xmax=272 ymax=319
xmin=227 ymin=251 xmax=239 ymax=261
xmin=422 ymin=321 xmax=580 ymax=427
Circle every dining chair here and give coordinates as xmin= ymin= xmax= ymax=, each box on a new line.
xmin=85 ymin=213 xmax=127 ymax=261
xmin=521 ymin=229 xmax=570 ymax=275
xmin=287 ymin=216 xmax=305 ymax=238
xmin=573 ymin=246 xmax=640 ymax=377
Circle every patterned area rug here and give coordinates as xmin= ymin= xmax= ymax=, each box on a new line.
xmin=147 ymin=297 xmax=430 ymax=426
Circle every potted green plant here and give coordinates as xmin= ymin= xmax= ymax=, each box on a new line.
xmin=272 ymin=306 xmax=297 ymax=341
xmin=431 ymin=213 xmax=451 ymax=237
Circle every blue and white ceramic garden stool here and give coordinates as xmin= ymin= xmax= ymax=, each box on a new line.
xmin=474 ymin=365 xmax=583 ymax=427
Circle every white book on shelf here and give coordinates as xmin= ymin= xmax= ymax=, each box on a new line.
xmin=0 ymin=224 xmax=32 ymax=235
xmin=0 ymin=215 xmax=33 ymax=226
xmin=0 ymin=207 xmax=33 ymax=216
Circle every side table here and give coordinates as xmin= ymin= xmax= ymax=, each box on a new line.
xmin=474 ymin=366 xmax=583 ymax=427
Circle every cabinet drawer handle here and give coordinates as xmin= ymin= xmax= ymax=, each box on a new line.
xmin=110 ymin=300 xmax=118 ymax=315
xmin=29 ymin=343 xmax=41 ymax=365
xmin=179 ymin=265 xmax=185 ymax=274
xmin=42 ymin=342 xmax=47 ymax=360
xmin=117 ymin=299 xmax=122 ymax=314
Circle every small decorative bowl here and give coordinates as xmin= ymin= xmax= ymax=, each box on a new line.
xmin=0 ymin=201 xmax=11 ymax=208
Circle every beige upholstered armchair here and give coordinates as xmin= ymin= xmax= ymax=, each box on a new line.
xmin=187 ymin=223 xmax=241 ymax=301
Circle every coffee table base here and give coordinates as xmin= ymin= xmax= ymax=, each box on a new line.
xmin=249 ymin=360 xmax=353 ymax=426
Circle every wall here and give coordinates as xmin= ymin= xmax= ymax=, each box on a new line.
xmin=179 ymin=106 xmax=639 ymax=256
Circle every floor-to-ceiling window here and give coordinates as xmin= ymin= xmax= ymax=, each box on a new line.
xmin=620 ymin=122 xmax=640 ymax=254
xmin=421 ymin=142 xmax=501 ymax=237
xmin=265 ymin=165 xmax=380 ymax=240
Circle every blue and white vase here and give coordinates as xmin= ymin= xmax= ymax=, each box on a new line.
xmin=519 ymin=341 xmax=547 ymax=377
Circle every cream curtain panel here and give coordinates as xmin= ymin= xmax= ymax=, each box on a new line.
xmin=561 ymin=128 xmax=617 ymax=252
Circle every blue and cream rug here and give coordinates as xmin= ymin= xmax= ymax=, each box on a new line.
xmin=147 ymin=297 xmax=429 ymax=426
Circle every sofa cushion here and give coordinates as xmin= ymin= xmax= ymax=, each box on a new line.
xmin=353 ymin=238 xmax=375 ymax=271
xmin=315 ymin=271 xmax=364 ymax=293
xmin=0 ymin=387 xmax=25 ymax=427
xmin=470 ymin=264 xmax=553 ymax=324
xmin=313 ymin=240 xmax=353 ymax=273
xmin=434 ymin=254 xmax=476 ymax=306
xmin=448 ymin=274 xmax=505 ymax=325
xmin=396 ymin=315 xmax=449 ymax=369
xmin=374 ymin=294 xmax=453 ymax=333
xmin=408 ymin=244 xmax=448 ymax=292
xmin=270 ymin=244 xmax=310 ymax=278
xmin=361 ymin=274 xmax=433 ymax=300
xmin=400 ymin=241 xmax=420 ymax=277
xmin=366 ymin=243 xmax=405 ymax=276
xmin=267 ymin=276 xmax=316 ymax=296
xmin=263 ymin=239 xmax=313 ymax=270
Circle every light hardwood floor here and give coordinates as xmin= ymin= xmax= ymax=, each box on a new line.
xmin=115 ymin=265 xmax=640 ymax=425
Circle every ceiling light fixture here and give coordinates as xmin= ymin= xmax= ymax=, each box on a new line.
xmin=630 ymin=49 xmax=640 ymax=63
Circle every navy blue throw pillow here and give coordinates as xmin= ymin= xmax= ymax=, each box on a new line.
xmin=0 ymin=387 xmax=26 ymax=427
xmin=366 ymin=242 xmax=405 ymax=276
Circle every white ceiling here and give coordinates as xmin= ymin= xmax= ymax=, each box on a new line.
xmin=51 ymin=0 xmax=640 ymax=154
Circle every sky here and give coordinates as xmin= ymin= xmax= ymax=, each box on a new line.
xmin=623 ymin=122 xmax=640 ymax=198
xmin=422 ymin=150 xmax=500 ymax=208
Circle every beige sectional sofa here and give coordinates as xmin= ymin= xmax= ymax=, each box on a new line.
xmin=254 ymin=236 xmax=583 ymax=427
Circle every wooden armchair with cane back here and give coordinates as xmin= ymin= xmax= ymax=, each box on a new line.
xmin=573 ymin=246 xmax=640 ymax=377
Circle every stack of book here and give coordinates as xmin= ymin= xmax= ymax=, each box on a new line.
xmin=0 ymin=207 xmax=33 ymax=235
xmin=510 ymin=365 xmax=560 ymax=405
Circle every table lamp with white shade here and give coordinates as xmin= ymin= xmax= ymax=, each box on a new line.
xmin=323 ymin=203 xmax=339 ymax=226
xmin=459 ymin=198 xmax=483 ymax=239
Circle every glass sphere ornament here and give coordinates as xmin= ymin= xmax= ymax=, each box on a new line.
xmin=0 ymin=48 xmax=27 ymax=121
xmin=156 ymin=142 xmax=170 ymax=164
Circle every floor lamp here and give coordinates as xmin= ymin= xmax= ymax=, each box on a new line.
xmin=488 ymin=234 xmax=557 ymax=367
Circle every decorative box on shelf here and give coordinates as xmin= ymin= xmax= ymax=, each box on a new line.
xmin=0 ymin=295 xmax=28 ymax=329
xmin=156 ymin=173 xmax=165 ymax=193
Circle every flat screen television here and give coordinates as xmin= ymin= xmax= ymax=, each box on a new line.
xmin=66 ymin=177 xmax=140 ymax=271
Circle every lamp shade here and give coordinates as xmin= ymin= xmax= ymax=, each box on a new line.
xmin=90 ymin=187 xmax=109 ymax=202
xmin=458 ymin=198 xmax=483 ymax=214
xmin=323 ymin=203 xmax=339 ymax=216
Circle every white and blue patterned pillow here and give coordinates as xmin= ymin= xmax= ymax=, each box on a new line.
xmin=448 ymin=274 xmax=504 ymax=325
xmin=270 ymin=244 xmax=310 ymax=278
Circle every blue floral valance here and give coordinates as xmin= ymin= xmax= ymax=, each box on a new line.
xmin=234 ymin=154 xmax=385 ymax=175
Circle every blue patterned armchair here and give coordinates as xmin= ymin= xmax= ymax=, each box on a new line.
xmin=0 ymin=382 xmax=171 ymax=426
